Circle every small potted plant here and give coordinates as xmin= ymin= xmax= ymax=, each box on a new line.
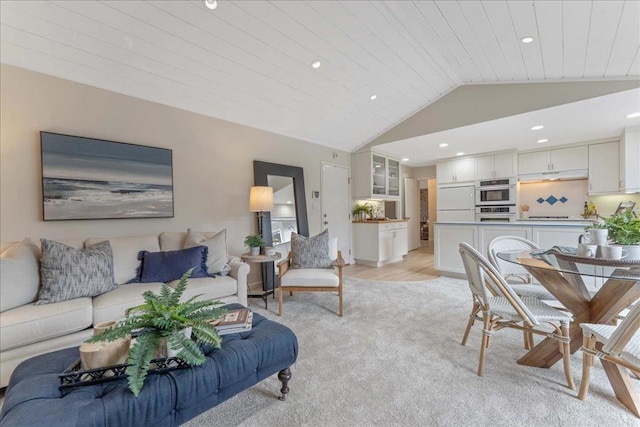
xmin=352 ymin=203 xmax=372 ymax=221
xmin=601 ymin=211 xmax=640 ymax=260
xmin=244 ymin=234 xmax=265 ymax=256
xmin=86 ymin=269 xmax=227 ymax=396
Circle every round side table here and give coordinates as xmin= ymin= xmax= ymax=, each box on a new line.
xmin=241 ymin=252 xmax=282 ymax=309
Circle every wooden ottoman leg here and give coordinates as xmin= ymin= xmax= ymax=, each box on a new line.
xmin=278 ymin=367 xmax=292 ymax=401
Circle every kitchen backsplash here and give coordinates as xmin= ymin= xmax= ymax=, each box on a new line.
xmin=589 ymin=193 xmax=640 ymax=217
xmin=519 ymin=180 xmax=640 ymax=217
xmin=519 ymin=180 xmax=588 ymax=217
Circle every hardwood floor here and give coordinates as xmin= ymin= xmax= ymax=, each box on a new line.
xmin=343 ymin=240 xmax=439 ymax=282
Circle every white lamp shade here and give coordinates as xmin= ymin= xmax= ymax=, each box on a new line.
xmin=249 ymin=186 xmax=274 ymax=212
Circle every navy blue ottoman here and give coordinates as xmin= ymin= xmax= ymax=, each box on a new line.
xmin=0 ymin=305 xmax=298 ymax=426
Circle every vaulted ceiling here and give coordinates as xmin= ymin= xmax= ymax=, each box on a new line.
xmin=1 ymin=1 xmax=639 ymax=155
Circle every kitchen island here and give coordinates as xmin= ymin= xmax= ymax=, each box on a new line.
xmin=353 ymin=219 xmax=409 ymax=267
xmin=434 ymin=220 xmax=591 ymax=277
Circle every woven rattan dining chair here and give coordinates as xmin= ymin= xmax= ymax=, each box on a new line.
xmin=487 ymin=236 xmax=557 ymax=301
xmin=459 ymin=242 xmax=576 ymax=390
xmin=578 ymin=300 xmax=640 ymax=415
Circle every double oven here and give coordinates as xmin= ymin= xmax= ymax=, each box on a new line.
xmin=475 ymin=178 xmax=517 ymax=222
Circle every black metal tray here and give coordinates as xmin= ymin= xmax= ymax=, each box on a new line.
xmin=59 ymin=356 xmax=191 ymax=390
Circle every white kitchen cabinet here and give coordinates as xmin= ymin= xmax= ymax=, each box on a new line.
xmin=620 ymin=128 xmax=640 ymax=193
xmin=434 ymin=223 xmax=478 ymax=276
xmin=478 ymin=225 xmax=533 ymax=258
xmin=434 ymin=222 xmax=589 ymax=278
xmin=352 ymin=151 xmax=401 ymax=199
xmin=475 ymin=152 xmax=516 ymax=180
xmin=588 ymin=141 xmax=620 ymax=195
xmin=531 ymin=226 xmax=583 ymax=248
xmin=436 ymin=158 xmax=475 ymax=184
xmin=353 ymin=221 xmax=408 ymax=267
xmin=518 ymin=146 xmax=588 ymax=175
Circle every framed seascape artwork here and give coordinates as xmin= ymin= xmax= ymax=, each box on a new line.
xmin=41 ymin=132 xmax=174 ymax=221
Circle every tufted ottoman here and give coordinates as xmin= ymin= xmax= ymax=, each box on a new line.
xmin=0 ymin=305 xmax=298 ymax=426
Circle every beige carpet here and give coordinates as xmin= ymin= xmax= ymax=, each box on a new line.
xmin=183 ymin=276 xmax=639 ymax=426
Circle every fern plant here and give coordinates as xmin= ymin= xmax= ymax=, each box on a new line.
xmin=86 ymin=269 xmax=227 ymax=396
xmin=602 ymin=210 xmax=640 ymax=245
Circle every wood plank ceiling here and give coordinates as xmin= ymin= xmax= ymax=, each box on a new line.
xmin=1 ymin=1 xmax=638 ymax=152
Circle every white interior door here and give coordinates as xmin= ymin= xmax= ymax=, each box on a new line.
xmin=404 ymin=178 xmax=420 ymax=251
xmin=321 ymin=163 xmax=352 ymax=263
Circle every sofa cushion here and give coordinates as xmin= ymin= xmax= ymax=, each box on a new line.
xmin=166 ymin=276 xmax=237 ymax=303
xmin=0 ymin=239 xmax=41 ymax=312
xmin=280 ymin=269 xmax=339 ymax=287
xmin=92 ymin=282 xmax=165 ymax=325
xmin=37 ymin=239 xmax=116 ymax=305
xmin=290 ymin=230 xmax=332 ymax=269
xmin=0 ymin=297 xmax=93 ymax=351
xmin=85 ymin=235 xmax=160 ymax=285
xmin=138 ymin=246 xmax=209 ymax=283
xmin=184 ymin=229 xmax=228 ymax=274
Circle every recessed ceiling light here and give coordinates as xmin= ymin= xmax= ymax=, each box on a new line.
xmin=204 ymin=0 xmax=217 ymax=10
xmin=456 ymin=152 xmax=464 ymax=156
xmin=439 ymin=143 xmax=448 ymax=148
xmin=531 ymin=125 xmax=544 ymax=130
xmin=311 ymin=60 xmax=321 ymax=69
xmin=521 ymin=36 xmax=534 ymax=44
xmin=627 ymin=112 xmax=640 ymax=118
xmin=537 ymin=138 xmax=548 ymax=143
xmin=286 ymin=201 xmax=292 ymax=204
xmin=370 ymin=94 xmax=377 ymax=101
xmin=401 ymin=158 xmax=409 ymax=162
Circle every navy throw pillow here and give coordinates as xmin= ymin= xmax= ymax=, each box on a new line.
xmin=137 ymin=246 xmax=209 ymax=283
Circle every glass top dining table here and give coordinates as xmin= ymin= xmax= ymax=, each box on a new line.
xmin=496 ymin=248 xmax=640 ymax=281
xmin=497 ymin=247 xmax=640 ymax=416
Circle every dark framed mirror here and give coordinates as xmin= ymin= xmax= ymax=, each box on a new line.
xmin=253 ymin=161 xmax=309 ymax=291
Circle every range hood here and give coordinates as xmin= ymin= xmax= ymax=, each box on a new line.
xmin=518 ymin=169 xmax=588 ymax=183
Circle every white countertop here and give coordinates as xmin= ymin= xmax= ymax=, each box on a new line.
xmin=436 ymin=221 xmax=590 ymax=227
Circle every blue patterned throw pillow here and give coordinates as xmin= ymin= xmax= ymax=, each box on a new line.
xmin=137 ymin=246 xmax=209 ymax=283
xmin=38 ymin=239 xmax=116 ymax=304
xmin=291 ymin=229 xmax=333 ymax=269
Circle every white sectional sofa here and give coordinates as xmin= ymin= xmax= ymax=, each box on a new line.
xmin=0 ymin=230 xmax=249 ymax=388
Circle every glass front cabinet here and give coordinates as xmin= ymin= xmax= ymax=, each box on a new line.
xmin=352 ymin=151 xmax=401 ymax=200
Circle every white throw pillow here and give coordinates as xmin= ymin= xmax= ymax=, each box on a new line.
xmin=85 ymin=235 xmax=160 ymax=285
xmin=0 ymin=238 xmax=41 ymax=312
xmin=184 ymin=229 xmax=227 ymax=274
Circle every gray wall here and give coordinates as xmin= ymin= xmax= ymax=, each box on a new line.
xmin=0 ymin=65 xmax=351 ymax=259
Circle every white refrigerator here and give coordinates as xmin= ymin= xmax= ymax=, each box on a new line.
xmin=437 ymin=185 xmax=475 ymax=222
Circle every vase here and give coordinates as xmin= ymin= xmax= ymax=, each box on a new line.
xmin=250 ymin=246 xmax=260 ymax=256
xmin=157 ymin=327 xmax=193 ymax=359
xmin=80 ymin=320 xmax=131 ymax=371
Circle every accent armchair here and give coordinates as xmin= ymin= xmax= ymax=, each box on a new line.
xmin=277 ymin=236 xmax=344 ymax=317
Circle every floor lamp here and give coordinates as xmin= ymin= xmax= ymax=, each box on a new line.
xmin=249 ymin=186 xmax=274 ymax=247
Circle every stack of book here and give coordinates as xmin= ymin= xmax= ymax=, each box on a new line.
xmin=210 ymin=308 xmax=253 ymax=336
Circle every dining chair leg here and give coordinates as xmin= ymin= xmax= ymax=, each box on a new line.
xmin=560 ymin=325 xmax=576 ymax=390
xmin=478 ymin=313 xmax=491 ymax=377
xmin=461 ymin=303 xmax=479 ymax=346
xmin=578 ymin=335 xmax=595 ymax=400
xmin=523 ymin=330 xmax=534 ymax=350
